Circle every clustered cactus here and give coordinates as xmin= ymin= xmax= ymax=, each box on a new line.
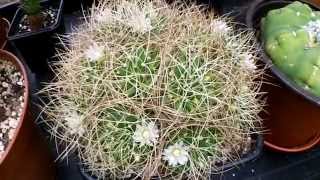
xmin=262 ymin=1 xmax=320 ymax=96
xmin=43 ymin=0 xmax=264 ymax=179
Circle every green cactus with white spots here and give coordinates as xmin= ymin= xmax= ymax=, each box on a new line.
xmin=262 ymin=1 xmax=320 ymax=96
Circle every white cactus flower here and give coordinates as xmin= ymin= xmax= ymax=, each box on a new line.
xmin=84 ymin=43 xmax=104 ymax=62
xmin=163 ymin=142 xmax=189 ymax=166
xmin=241 ymin=54 xmax=256 ymax=71
xmin=133 ymin=121 xmax=159 ymax=146
xmin=211 ymin=19 xmax=231 ymax=33
xmin=121 ymin=4 xmax=153 ymax=33
xmin=95 ymin=9 xmax=114 ymax=24
xmin=65 ymin=111 xmax=85 ymax=136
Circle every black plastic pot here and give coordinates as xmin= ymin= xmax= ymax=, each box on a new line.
xmin=63 ymin=0 xmax=95 ymax=13
xmin=0 ymin=1 xmax=19 ymax=22
xmin=8 ymin=0 xmax=65 ymax=75
xmin=246 ymin=0 xmax=320 ymax=152
xmin=79 ymin=134 xmax=263 ymax=179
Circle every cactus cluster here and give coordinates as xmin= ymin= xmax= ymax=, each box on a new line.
xmin=262 ymin=1 xmax=320 ymax=96
xmin=42 ymin=0 xmax=264 ymax=179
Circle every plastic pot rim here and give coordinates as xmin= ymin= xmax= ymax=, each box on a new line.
xmin=0 ymin=1 xmax=19 ymax=10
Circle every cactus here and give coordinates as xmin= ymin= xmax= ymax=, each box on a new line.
xmin=262 ymin=1 xmax=320 ymax=96
xmin=42 ymin=0 xmax=264 ymax=179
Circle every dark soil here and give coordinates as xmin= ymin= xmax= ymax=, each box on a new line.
xmin=0 ymin=60 xmax=25 ymax=158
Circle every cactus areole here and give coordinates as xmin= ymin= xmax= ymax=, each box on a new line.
xmin=262 ymin=1 xmax=320 ymax=97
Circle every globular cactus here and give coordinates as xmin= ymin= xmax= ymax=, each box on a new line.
xmin=262 ymin=1 xmax=320 ymax=96
xmin=42 ymin=0 xmax=264 ymax=179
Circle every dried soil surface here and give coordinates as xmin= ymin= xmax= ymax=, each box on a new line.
xmin=0 ymin=60 xmax=25 ymax=158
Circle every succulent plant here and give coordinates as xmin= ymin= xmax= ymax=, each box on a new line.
xmin=21 ymin=0 xmax=40 ymax=15
xmin=42 ymin=0 xmax=264 ymax=179
xmin=262 ymin=1 xmax=320 ymax=96
xmin=20 ymin=0 xmax=43 ymax=31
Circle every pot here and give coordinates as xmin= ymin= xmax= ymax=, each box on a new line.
xmin=246 ymin=0 xmax=320 ymax=152
xmin=79 ymin=135 xmax=263 ymax=179
xmin=0 ymin=17 xmax=9 ymax=49
xmin=309 ymin=0 xmax=320 ymax=6
xmin=0 ymin=1 xmax=19 ymax=22
xmin=8 ymin=0 xmax=65 ymax=75
xmin=0 ymin=49 xmax=55 ymax=180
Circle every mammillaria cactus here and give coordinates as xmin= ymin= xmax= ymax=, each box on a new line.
xmin=43 ymin=0 xmax=264 ymax=179
xmin=262 ymin=1 xmax=320 ymax=96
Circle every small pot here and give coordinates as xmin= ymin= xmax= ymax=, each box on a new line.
xmin=79 ymin=135 xmax=263 ymax=179
xmin=0 ymin=17 xmax=9 ymax=49
xmin=8 ymin=0 xmax=65 ymax=75
xmin=0 ymin=49 xmax=56 ymax=180
xmin=246 ymin=0 xmax=320 ymax=152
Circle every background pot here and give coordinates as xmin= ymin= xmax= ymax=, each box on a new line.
xmin=246 ymin=0 xmax=320 ymax=152
xmin=0 ymin=17 xmax=9 ymax=49
xmin=309 ymin=0 xmax=320 ymax=6
xmin=0 ymin=1 xmax=19 ymax=22
xmin=0 ymin=49 xmax=56 ymax=180
xmin=8 ymin=0 xmax=65 ymax=75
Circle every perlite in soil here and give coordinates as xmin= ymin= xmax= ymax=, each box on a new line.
xmin=0 ymin=60 xmax=25 ymax=158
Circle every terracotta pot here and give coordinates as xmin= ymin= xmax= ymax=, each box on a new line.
xmin=246 ymin=0 xmax=320 ymax=152
xmin=309 ymin=0 xmax=320 ymax=6
xmin=0 ymin=17 xmax=9 ymax=49
xmin=0 ymin=50 xmax=56 ymax=180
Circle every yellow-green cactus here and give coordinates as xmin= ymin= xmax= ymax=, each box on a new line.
xmin=262 ymin=1 xmax=320 ymax=96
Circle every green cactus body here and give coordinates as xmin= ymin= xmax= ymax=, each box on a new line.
xmin=262 ymin=1 xmax=320 ymax=96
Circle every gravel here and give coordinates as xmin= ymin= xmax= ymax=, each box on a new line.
xmin=0 ymin=60 xmax=25 ymax=158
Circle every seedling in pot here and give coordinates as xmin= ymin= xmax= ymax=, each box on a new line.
xmin=18 ymin=0 xmax=58 ymax=32
xmin=21 ymin=0 xmax=42 ymax=31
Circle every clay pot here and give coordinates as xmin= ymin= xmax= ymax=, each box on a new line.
xmin=246 ymin=0 xmax=320 ymax=152
xmin=0 ymin=50 xmax=56 ymax=180
xmin=309 ymin=0 xmax=320 ymax=6
xmin=0 ymin=17 xmax=9 ymax=49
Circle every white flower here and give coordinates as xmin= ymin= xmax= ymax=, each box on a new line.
xmin=95 ymin=9 xmax=114 ymax=24
xmin=211 ymin=19 xmax=231 ymax=33
xmin=163 ymin=142 xmax=189 ymax=166
xmin=64 ymin=111 xmax=85 ymax=136
xmin=121 ymin=4 xmax=153 ymax=33
xmin=241 ymin=54 xmax=256 ymax=71
xmin=84 ymin=43 xmax=104 ymax=62
xmin=133 ymin=121 xmax=159 ymax=146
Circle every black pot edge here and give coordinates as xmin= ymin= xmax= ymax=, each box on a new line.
xmin=0 ymin=1 xmax=19 ymax=9
xmin=78 ymin=134 xmax=263 ymax=179
xmin=7 ymin=0 xmax=64 ymax=41
xmin=212 ymin=133 xmax=264 ymax=172
xmin=245 ymin=0 xmax=320 ymax=106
